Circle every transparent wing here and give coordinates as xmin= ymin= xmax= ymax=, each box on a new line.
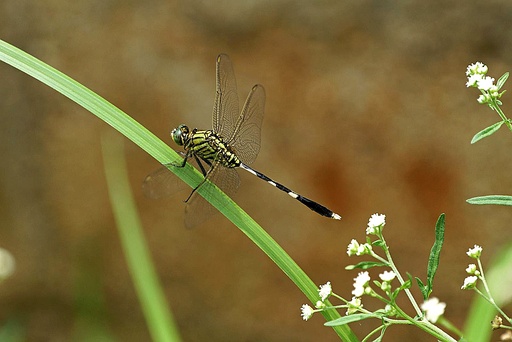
xmin=184 ymin=165 xmax=240 ymax=228
xmin=142 ymin=164 xmax=189 ymax=199
xmin=212 ymin=54 xmax=240 ymax=140
xmin=144 ymin=162 xmax=241 ymax=228
xmin=227 ymin=84 xmax=265 ymax=165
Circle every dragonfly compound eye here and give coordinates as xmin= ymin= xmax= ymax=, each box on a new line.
xmin=171 ymin=125 xmax=187 ymax=145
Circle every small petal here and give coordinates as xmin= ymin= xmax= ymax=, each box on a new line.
xmin=466 ymin=62 xmax=488 ymax=76
xmin=379 ymin=271 xmax=396 ymax=282
xmin=477 ymin=94 xmax=490 ymax=104
xmin=466 ymin=74 xmax=483 ymax=87
xmin=477 ymin=76 xmax=495 ymax=91
xmin=356 ymin=243 xmax=372 ymax=256
xmin=466 ymin=264 xmax=477 ymax=274
xmin=461 ymin=276 xmax=478 ymax=289
xmin=346 ymin=297 xmax=362 ymax=315
xmin=301 ymin=304 xmax=314 ymax=321
xmin=318 ymin=281 xmax=332 ymax=301
xmin=467 ymin=245 xmax=483 ymax=259
xmin=352 ymin=272 xmax=371 ymax=297
xmin=347 ymin=239 xmax=360 ymax=256
xmin=366 ymin=213 xmax=386 ymax=235
xmin=420 ymin=297 xmax=446 ymax=323
xmin=491 ymin=315 xmax=503 ymax=330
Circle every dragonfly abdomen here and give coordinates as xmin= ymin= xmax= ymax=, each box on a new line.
xmin=239 ymin=163 xmax=341 ymax=220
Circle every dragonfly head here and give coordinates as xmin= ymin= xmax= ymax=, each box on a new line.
xmin=171 ymin=124 xmax=189 ymax=146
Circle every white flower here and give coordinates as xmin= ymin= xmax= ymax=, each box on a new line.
xmin=477 ymin=94 xmax=490 ymax=104
xmin=346 ymin=297 xmax=362 ymax=315
xmin=467 ymin=245 xmax=483 ymax=259
xmin=477 ymin=76 xmax=495 ymax=91
xmin=461 ymin=276 xmax=478 ymax=290
xmin=466 ymin=73 xmax=483 ymax=87
xmin=347 ymin=240 xmax=372 ymax=256
xmin=347 ymin=239 xmax=360 ymax=256
xmin=466 ymin=264 xmax=478 ymax=275
xmin=358 ymin=243 xmax=372 ymax=255
xmin=300 ymin=304 xmax=314 ymax=321
xmin=466 ymin=62 xmax=488 ymax=76
xmin=379 ymin=271 xmax=396 ymax=282
xmin=0 ymin=248 xmax=15 ymax=280
xmin=318 ymin=281 xmax=332 ymax=301
xmin=420 ymin=297 xmax=446 ymax=323
xmin=366 ymin=213 xmax=386 ymax=235
xmin=352 ymin=271 xmax=371 ymax=297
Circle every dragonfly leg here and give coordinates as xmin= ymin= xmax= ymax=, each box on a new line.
xmin=171 ymin=150 xmax=191 ymax=167
xmin=184 ymin=165 xmax=216 ymax=203
xmin=194 ymin=155 xmax=208 ymax=177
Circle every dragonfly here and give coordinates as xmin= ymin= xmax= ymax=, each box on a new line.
xmin=143 ymin=54 xmax=341 ymax=227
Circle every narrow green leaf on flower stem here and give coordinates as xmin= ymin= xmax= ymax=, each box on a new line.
xmin=423 ymin=213 xmax=445 ymax=299
xmin=415 ymin=277 xmax=427 ymax=297
xmin=102 ymin=132 xmax=181 ymax=342
xmin=466 ymin=195 xmax=512 ymax=205
xmin=325 ymin=313 xmax=382 ymax=327
xmin=497 ymin=72 xmax=509 ymax=90
xmin=470 ymin=121 xmax=504 ymax=144
xmin=0 ymin=40 xmax=359 ymax=341
xmin=345 ymin=261 xmax=387 ymax=270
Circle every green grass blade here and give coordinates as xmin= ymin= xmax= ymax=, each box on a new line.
xmin=102 ymin=131 xmax=181 ymax=342
xmin=0 ymin=39 xmax=357 ymax=341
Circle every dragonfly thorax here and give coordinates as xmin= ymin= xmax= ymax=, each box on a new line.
xmin=171 ymin=123 xmax=241 ymax=168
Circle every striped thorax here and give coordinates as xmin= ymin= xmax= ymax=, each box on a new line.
xmin=171 ymin=124 xmax=241 ymax=168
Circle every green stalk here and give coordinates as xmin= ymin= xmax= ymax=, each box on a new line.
xmin=102 ymin=132 xmax=181 ymax=342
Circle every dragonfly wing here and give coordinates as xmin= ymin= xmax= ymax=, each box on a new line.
xmin=142 ymin=164 xmax=189 ymax=199
xmin=184 ymin=165 xmax=241 ymax=228
xmin=228 ymin=84 xmax=265 ymax=165
xmin=212 ymin=54 xmax=240 ymax=140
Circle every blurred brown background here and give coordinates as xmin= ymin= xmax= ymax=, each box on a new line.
xmin=1 ymin=1 xmax=512 ymax=341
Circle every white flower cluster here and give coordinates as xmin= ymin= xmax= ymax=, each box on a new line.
xmin=461 ymin=245 xmax=483 ymax=290
xmin=465 ymin=62 xmax=504 ymax=104
xmin=300 ymin=281 xmax=333 ymax=321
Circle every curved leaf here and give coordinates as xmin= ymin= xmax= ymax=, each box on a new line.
xmin=470 ymin=121 xmax=504 ymax=144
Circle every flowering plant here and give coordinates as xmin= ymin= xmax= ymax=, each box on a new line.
xmin=299 ymin=62 xmax=512 ymax=341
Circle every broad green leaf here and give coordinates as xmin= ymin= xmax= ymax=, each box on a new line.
xmin=466 ymin=195 xmax=512 ymax=206
xmin=470 ymin=121 xmax=504 ymax=144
